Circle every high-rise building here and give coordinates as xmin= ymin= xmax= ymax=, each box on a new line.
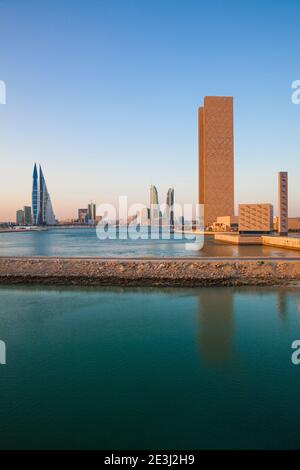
xmin=150 ymin=185 xmax=159 ymax=206
xmin=87 ymin=202 xmax=96 ymax=225
xmin=38 ymin=165 xmax=56 ymax=225
xmin=139 ymin=207 xmax=150 ymax=225
xmin=16 ymin=209 xmax=24 ymax=225
xmin=78 ymin=208 xmax=88 ymax=224
xmin=32 ymin=163 xmax=39 ymax=224
xmin=278 ymin=172 xmax=288 ymax=236
xmin=150 ymin=185 xmax=159 ymax=221
xmin=198 ymin=96 xmax=234 ymax=227
xmin=166 ymin=187 xmax=174 ymax=207
xmin=32 ymin=163 xmax=56 ymax=226
xmin=166 ymin=187 xmax=174 ymax=226
xmin=23 ymin=206 xmax=32 ymax=225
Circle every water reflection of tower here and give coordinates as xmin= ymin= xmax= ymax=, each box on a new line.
xmin=197 ymin=290 xmax=233 ymax=365
xmin=277 ymin=290 xmax=288 ymax=320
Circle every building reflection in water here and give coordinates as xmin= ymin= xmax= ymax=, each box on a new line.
xmin=197 ymin=290 xmax=233 ymax=366
xmin=197 ymin=288 xmax=300 ymax=366
xmin=276 ymin=289 xmax=300 ymax=318
xmin=277 ymin=290 xmax=288 ymax=320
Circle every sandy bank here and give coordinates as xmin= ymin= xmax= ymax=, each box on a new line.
xmin=0 ymin=257 xmax=300 ymax=287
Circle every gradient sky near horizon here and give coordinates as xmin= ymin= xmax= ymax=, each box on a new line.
xmin=0 ymin=0 xmax=300 ymax=221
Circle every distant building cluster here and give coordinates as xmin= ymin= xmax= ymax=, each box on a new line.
xmin=62 ymin=186 xmax=175 ymax=227
xmin=10 ymin=96 xmax=299 ymax=235
xmin=16 ymin=206 xmax=32 ymax=226
xmin=139 ymin=185 xmax=175 ymax=227
xmin=198 ymin=96 xmax=300 ymax=235
xmin=77 ymin=203 xmax=98 ymax=225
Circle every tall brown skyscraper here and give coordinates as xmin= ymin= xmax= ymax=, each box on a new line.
xmin=198 ymin=96 xmax=234 ymax=227
xmin=278 ymin=171 xmax=288 ymax=235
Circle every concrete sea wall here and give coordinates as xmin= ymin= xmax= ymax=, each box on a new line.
xmin=214 ymin=234 xmax=300 ymax=251
xmin=0 ymin=257 xmax=300 ymax=287
xmin=214 ymin=234 xmax=262 ymax=244
xmin=262 ymin=236 xmax=300 ymax=251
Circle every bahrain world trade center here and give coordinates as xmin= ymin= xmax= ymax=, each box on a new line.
xmin=198 ymin=96 xmax=234 ymax=227
xmin=32 ymin=163 xmax=56 ymax=226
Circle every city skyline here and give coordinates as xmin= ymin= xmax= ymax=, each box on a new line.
xmin=0 ymin=0 xmax=300 ymax=221
xmin=1 ymin=1 xmax=300 ymax=456
xmin=3 ymin=91 xmax=299 ymax=226
xmin=4 ymin=95 xmax=298 ymax=227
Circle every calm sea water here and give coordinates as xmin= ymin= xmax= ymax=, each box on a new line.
xmin=1 ymin=285 xmax=300 ymax=449
xmin=0 ymin=228 xmax=299 ymax=257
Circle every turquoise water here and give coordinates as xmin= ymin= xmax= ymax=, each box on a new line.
xmin=0 ymin=228 xmax=300 ymax=257
xmin=1 ymin=286 xmax=300 ymax=449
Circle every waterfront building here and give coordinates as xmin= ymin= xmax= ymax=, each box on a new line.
xmin=87 ymin=202 xmax=96 ymax=225
xmin=32 ymin=163 xmax=39 ymax=224
xmin=140 ymin=207 xmax=150 ymax=225
xmin=273 ymin=216 xmax=300 ymax=232
xmin=23 ymin=206 xmax=32 ymax=225
xmin=78 ymin=208 xmax=88 ymax=224
xmin=150 ymin=185 xmax=159 ymax=206
xmin=166 ymin=187 xmax=174 ymax=207
xmin=16 ymin=209 xmax=24 ymax=225
xmin=32 ymin=163 xmax=56 ymax=225
xmin=288 ymin=217 xmax=300 ymax=232
xmin=212 ymin=215 xmax=239 ymax=232
xmin=238 ymin=204 xmax=273 ymax=234
xmin=198 ymin=96 xmax=234 ymax=227
xmin=37 ymin=165 xmax=56 ymax=225
xmin=127 ymin=214 xmax=138 ymax=225
xmin=166 ymin=188 xmax=175 ymax=226
xmin=278 ymin=172 xmax=288 ymax=236
xmin=178 ymin=216 xmax=185 ymax=231
xmin=150 ymin=185 xmax=160 ymax=222
xmin=58 ymin=219 xmax=76 ymax=225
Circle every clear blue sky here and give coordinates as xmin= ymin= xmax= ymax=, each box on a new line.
xmin=0 ymin=0 xmax=299 ymax=220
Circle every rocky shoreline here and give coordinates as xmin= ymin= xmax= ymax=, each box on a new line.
xmin=0 ymin=257 xmax=300 ymax=287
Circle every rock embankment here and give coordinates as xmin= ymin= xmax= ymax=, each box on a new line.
xmin=0 ymin=257 xmax=300 ymax=287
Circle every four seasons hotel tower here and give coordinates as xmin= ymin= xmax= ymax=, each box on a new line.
xmin=198 ymin=96 xmax=234 ymax=227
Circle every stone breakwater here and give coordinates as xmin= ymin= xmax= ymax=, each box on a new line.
xmin=0 ymin=257 xmax=300 ymax=287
